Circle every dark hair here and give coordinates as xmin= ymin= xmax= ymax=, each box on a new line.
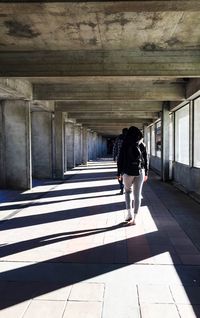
xmin=125 ymin=126 xmax=143 ymax=144
xmin=122 ymin=128 xmax=128 ymax=135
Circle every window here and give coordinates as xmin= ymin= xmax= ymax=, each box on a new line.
xmin=155 ymin=121 xmax=161 ymax=158
xmin=194 ymin=97 xmax=200 ymax=168
xmin=175 ymin=104 xmax=189 ymax=165
xmin=151 ymin=125 xmax=155 ymax=156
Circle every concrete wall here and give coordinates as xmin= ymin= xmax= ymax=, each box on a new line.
xmin=150 ymin=156 xmax=162 ymax=174
xmin=150 ymin=157 xmax=200 ymax=200
xmin=31 ymin=111 xmax=53 ymax=179
xmin=173 ymin=162 xmax=200 ymax=196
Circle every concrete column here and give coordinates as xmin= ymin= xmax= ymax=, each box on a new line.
xmin=54 ymin=111 xmax=64 ymax=179
xmin=65 ymin=121 xmax=75 ymax=169
xmin=80 ymin=126 xmax=84 ymax=164
xmin=98 ymin=135 xmax=102 ymax=158
xmin=100 ymin=136 xmax=104 ymax=157
xmin=91 ymin=131 xmax=95 ymax=160
xmin=101 ymin=136 xmax=106 ymax=157
xmin=64 ymin=123 xmax=68 ymax=172
xmin=31 ymin=111 xmax=53 ymax=179
xmin=97 ymin=134 xmax=100 ymax=158
xmin=88 ymin=130 xmax=93 ymax=160
xmin=77 ymin=125 xmax=83 ymax=165
xmin=82 ymin=127 xmax=88 ymax=165
xmin=97 ymin=135 xmax=100 ymax=158
xmin=92 ymin=132 xmax=97 ymax=160
xmin=0 ymin=106 xmax=3 ymax=185
xmin=74 ymin=124 xmax=80 ymax=166
xmin=95 ymin=133 xmax=98 ymax=159
xmin=91 ymin=132 xmax=95 ymax=160
xmin=0 ymin=100 xmax=32 ymax=190
xmin=189 ymin=101 xmax=193 ymax=167
xmin=143 ymin=124 xmax=148 ymax=145
xmin=102 ymin=138 xmax=107 ymax=156
xmin=161 ymin=102 xmax=170 ymax=181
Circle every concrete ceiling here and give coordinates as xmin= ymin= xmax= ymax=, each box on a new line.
xmin=0 ymin=1 xmax=200 ymax=137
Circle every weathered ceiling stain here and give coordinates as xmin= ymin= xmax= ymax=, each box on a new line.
xmin=4 ymin=20 xmax=40 ymax=38
xmin=166 ymin=37 xmax=183 ymax=47
xmin=141 ymin=42 xmax=163 ymax=51
xmin=0 ymin=2 xmax=200 ymax=136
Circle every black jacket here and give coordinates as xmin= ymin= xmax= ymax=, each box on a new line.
xmin=118 ymin=141 xmax=149 ymax=176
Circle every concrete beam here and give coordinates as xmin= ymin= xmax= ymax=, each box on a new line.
xmin=68 ymin=111 xmax=158 ymax=119
xmin=77 ymin=118 xmax=153 ymax=124
xmin=1 ymin=50 xmax=199 ymax=77
xmin=56 ymin=101 xmax=162 ymax=112
xmin=186 ymin=78 xmax=200 ymax=100
xmin=1 ymin=2 xmax=200 ymax=13
xmin=170 ymin=78 xmax=200 ymax=110
xmin=84 ymin=125 xmax=143 ymax=132
xmin=0 ymin=79 xmax=32 ymax=100
xmin=83 ymin=122 xmax=143 ymax=126
xmin=31 ymin=100 xmax=55 ymax=112
xmin=33 ymin=83 xmax=185 ymax=101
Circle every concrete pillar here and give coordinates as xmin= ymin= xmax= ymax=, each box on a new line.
xmin=54 ymin=111 xmax=64 ymax=179
xmin=64 ymin=123 xmax=68 ymax=172
xmin=97 ymin=134 xmax=100 ymax=158
xmin=74 ymin=124 xmax=81 ymax=166
xmin=82 ymin=127 xmax=88 ymax=165
xmin=143 ymin=124 xmax=148 ymax=145
xmin=0 ymin=100 xmax=32 ymax=190
xmin=161 ymin=102 xmax=170 ymax=181
xmin=65 ymin=121 xmax=75 ymax=169
xmin=95 ymin=133 xmax=98 ymax=159
xmin=100 ymin=136 xmax=105 ymax=157
xmin=92 ymin=132 xmax=95 ymax=160
xmin=92 ymin=132 xmax=97 ymax=160
xmin=98 ymin=135 xmax=102 ymax=158
xmin=97 ymin=135 xmax=100 ymax=158
xmin=102 ymin=138 xmax=107 ymax=156
xmin=101 ymin=136 xmax=106 ymax=157
xmin=189 ymin=101 xmax=193 ymax=167
xmin=31 ymin=111 xmax=53 ymax=179
xmin=78 ymin=125 xmax=83 ymax=165
xmin=88 ymin=130 xmax=93 ymax=160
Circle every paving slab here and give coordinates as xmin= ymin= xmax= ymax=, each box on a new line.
xmin=0 ymin=160 xmax=200 ymax=318
xmin=22 ymin=300 xmax=66 ymax=318
xmin=63 ymin=301 xmax=102 ymax=318
xmin=140 ymin=304 xmax=180 ymax=318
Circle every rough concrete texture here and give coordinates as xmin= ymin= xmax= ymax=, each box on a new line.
xmin=0 ymin=2 xmax=200 ymax=136
xmin=0 ymin=100 xmax=31 ymax=190
xmin=31 ymin=111 xmax=53 ymax=179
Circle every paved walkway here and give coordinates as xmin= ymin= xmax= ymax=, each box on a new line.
xmin=1 ymin=159 xmax=200 ymax=318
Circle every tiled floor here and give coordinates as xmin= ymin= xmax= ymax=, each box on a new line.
xmin=0 ymin=159 xmax=200 ymax=317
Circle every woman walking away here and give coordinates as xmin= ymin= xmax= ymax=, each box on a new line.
xmin=118 ymin=126 xmax=148 ymax=225
xmin=113 ymin=128 xmax=128 ymax=194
